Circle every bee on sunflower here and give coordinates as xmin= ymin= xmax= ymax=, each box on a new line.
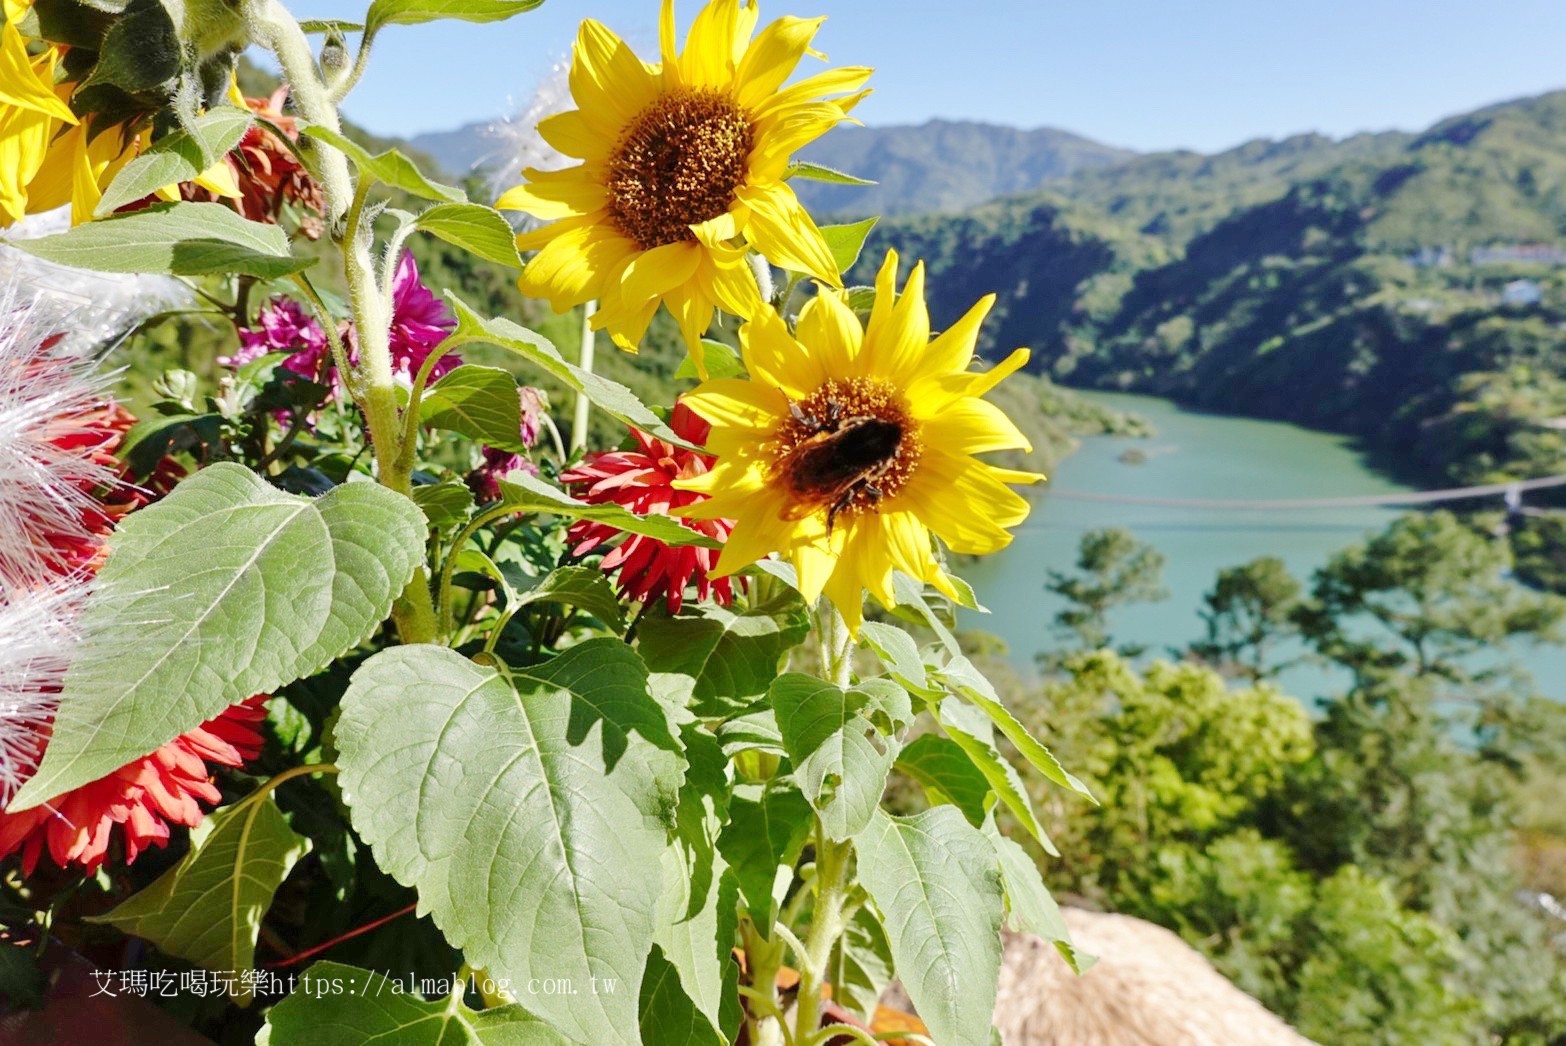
xmin=496 ymin=0 xmax=871 ymax=377
xmin=676 ymin=249 xmax=1044 ymax=632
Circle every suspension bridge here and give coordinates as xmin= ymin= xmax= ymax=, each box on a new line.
xmin=1043 ymin=473 xmax=1566 ymax=511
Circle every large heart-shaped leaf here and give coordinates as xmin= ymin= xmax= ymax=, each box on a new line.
xmin=89 ymin=792 xmax=309 ymax=1001
xmin=7 ymin=202 xmax=308 ymax=278
xmin=259 ymin=962 xmax=569 ymax=1044
xmin=770 ymin=675 xmax=897 ymax=840
xmin=336 ymin=641 xmax=682 ymax=1046
xmin=854 ymin=808 xmax=1005 ymax=1046
xmin=716 ymin=785 xmax=812 ymax=921
xmin=8 ymin=464 xmax=425 ymax=811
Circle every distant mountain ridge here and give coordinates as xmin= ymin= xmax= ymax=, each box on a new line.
xmin=790 ymin=119 xmax=1135 ymax=216
xmin=406 ymin=116 xmax=1136 ymax=215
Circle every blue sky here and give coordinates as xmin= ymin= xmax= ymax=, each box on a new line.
xmin=274 ymin=0 xmax=1566 ymax=153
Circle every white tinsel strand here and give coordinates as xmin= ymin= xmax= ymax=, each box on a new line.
xmin=0 ymin=585 xmax=76 ymax=807
xmin=0 ymin=291 xmax=121 ymax=591
xmin=484 ymin=59 xmax=574 ymax=227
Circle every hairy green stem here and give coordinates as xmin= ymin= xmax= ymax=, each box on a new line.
xmin=793 ymin=826 xmax=852 ymax=1041
xmin=256 ymin=0 xmax=437 ymax=643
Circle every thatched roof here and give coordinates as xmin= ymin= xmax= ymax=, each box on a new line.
xmin=991 ymin=909 xmax=1315 ymax=1046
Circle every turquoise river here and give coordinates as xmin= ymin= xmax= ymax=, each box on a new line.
xmin=960 ymin=392 xmax=1566 ymax=704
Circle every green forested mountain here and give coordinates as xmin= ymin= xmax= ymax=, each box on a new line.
xmin=859 ymin=91 xmax=1566 ymax=532
xmin=792 ymin=119 xmax=1134 ymax=216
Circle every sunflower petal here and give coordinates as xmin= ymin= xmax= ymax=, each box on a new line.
xmin=572 ymin=19 xmax=658 ymax=134
xmin=736 ymin=15 xmax=826 ymax=109
xmin=496 ymin=166 xmax=605 ymax=220
xmin=536 ymin=110 xmax=611 ymax=162
xmin=683 ymin=377 xmax=786 ymax=435
xmin=796 ymin=290 xmax=863 ymax=378
xmin=736 ymin=183 xmax=840 ymax=286
xmin=918 ymin=397 xmax=1032 ymax=455
xmin=741 ymin=304 xmax=824 ymax=398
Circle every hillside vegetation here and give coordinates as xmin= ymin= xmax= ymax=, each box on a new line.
xmin=850 ymin=91 xmax=1566 ymax=588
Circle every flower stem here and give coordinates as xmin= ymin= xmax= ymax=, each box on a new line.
xmin=571 ymin=300 xmax=597 ymax=453
xmin=253 ymin=0 xmax=436 ymax=644
xmin=793 ymin=823 xmax=852 ymax=1041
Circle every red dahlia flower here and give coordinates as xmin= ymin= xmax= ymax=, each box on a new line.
xmin=180 ymin=86 xmax=326 ymax=239
xmin=560 ymin=402 xmax=737 ymax=613
xmin=0 ymin=304 xmax=264 ymax=875
xmin=0 ymin=697 xmax=269 ymax=875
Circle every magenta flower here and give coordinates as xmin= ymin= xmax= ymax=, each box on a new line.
xmin=222 ymin=297 xmax=330 ymax=380
xmin=468 ymin=387 xmax=548 ymax=501
xmin=388 ymin=251 xmax=459 ymax=382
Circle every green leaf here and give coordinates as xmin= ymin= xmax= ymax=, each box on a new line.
xmin=935 ymin=697 xmax=1053 ymax=855
xmin=820 ymin=217 xmax=878 ymax=275
xmin=89 ymin=793 xmax=309 ymax=1001
xmin=648 ymin=816 xmax=739 ymax=1044
xmin=6 ymin=201 xmax=308 ymax=278
xmin=418 ymin=365 xmax=525 ymax=451
xmin=982 ymin=818 xmax=1093 ymax=974
xmin=80 ymin=0 xmax=177 ymax=92
xmin=675 ymin=339 xmax=745 ymax=381
xmin=336 ymin=642 xmax=680 ymax=1046
xmin=95 ymin=106 xmax=253 ymax=216
xmin=783 ymin=161 xmax=877 ymax=187
xmin=300 ymin=125 xmax=464 ymax=203
xmin=858 ymin=620 xmax=938 ymax=696
xmin=938 ymin=657 xmax=1095 ymax=802
xmin=416 ymin=203 xmax=523 ymax=268
xmin=511 ymin=565 xmax=627 ymax=633
xmin=890 ymin=572 xmax=961 ymax=653
xmin=637 ymin=591 xmax=811 ymax=717
xmin=895 ymin=734 xmax=991 ymax=827
xmin=412 ymin=480 xmax=475 ymax=533
xmin=843 ymin=285 xmax=877 ymax=313
xmin=716 ymin=785 xmax=812 ymax=920
xmin=834 ymin=906 xmax=895 ymax=1022
xmin=8 ymin=464 xmax=425 ymax=811
xmin=366 ymin=0 xmax=543 ymax=33
xmin=639 ymin=945 xmax=725 ymax=1046
xmin=496 ymin=471 xmax=719 ymax=548
xmin=853 ymin=808 xmax=1005 ymax=1046
xmin=445 ymin=294 xmax=697 ymax=450
xmin=259 ymin=961 xmax=569 ymax=1044
xmin=770 ymin=675 xmax=897 ymax=840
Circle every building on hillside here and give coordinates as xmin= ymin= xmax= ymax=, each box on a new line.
xmin=1502 ymin=279 xmax=1544 ymax=307
xmin=1471 ymin=244 xmax=1566 ymax=266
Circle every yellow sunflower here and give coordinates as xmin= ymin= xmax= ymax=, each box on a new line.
xmin=676 ymin=249 xmax=1044 ymax=632
xmin=497 ymin=0 xmax=871 ymax=377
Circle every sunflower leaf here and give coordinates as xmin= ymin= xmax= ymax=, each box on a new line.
xmin=639 ymin=945 xmax=727 ymax=1046
xmin=820 ymin=217 xmax=879 ymax=275
xmin=259 ymin=961 xmax=569 ymax=1044
xmin=934 ymin=697 xmax=1054 ymax=855
xmin=495 ymin=471 xmax=720 ymax=548
xmin=938 ymin=657 xmax=1096 ymax=802
xmin=88 ymin=792 xmax=310 ymax=1002
xmin=417 ymin=364 xmax=526 ymax=451
xmin=716 ymin=785 xmax=813 ymax=921
xmin=6 ymin=201 xmax=309 ymax=278
xmin=675 ymin=339 xmax=745 ymax=381
xmin=771 ymin=674 xmax=899 ymax=840
xmin=853 ymin=807 xmax=1005 ymax=1046
xmin=7 ymin=463 xmax=426 ymax=812
xmin=510 ymin=565 xmax=627 ymax=633
xmin=444 ymin=293 xmax=700 ymax=451
xmin=336 ymin=641 xmax=681 ymax=1046
xmin=895 ymin=734 xmax=992 ymax=828
xmin=983 ymin=816 xmax=1094 ymax=974
xmin=784 ymin=161 xmax=877 ymax=187
xmin=365 ymin=0 xmax=544 ymax=34
xmin=411 ymin=479 xmax=475 ymax=533
xmin=637 ymin=591 xmax=812 ymax=717
xmin=415 ymin=203 xmax=523 ymax=268
xmin=95 ymin=105 xmax=253 ymax=216
xmin=299 ymin=124 xmax=464 ymax=203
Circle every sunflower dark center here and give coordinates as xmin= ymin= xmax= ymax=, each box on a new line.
xmin=606 ymin=88 xmax=754 ymax=251
xmin=774 ymin=378 xmax=924 ymax=525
